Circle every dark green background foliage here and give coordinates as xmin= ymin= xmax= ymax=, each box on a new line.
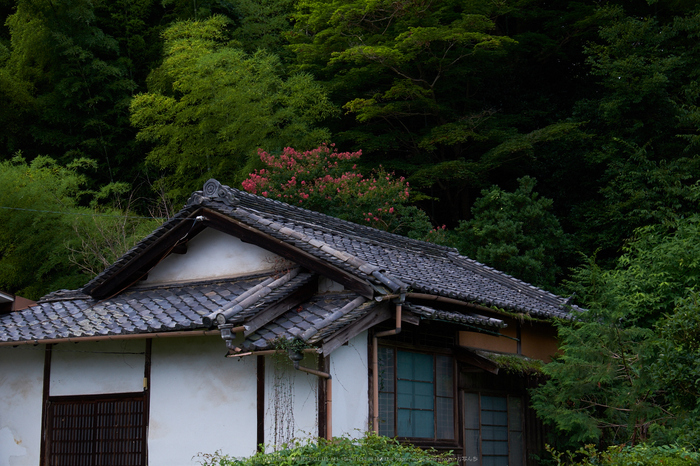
xmin=1 ymin=0 xmax=700 ymax=456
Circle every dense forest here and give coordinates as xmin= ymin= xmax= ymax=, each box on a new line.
xmin=1 ymin=0 xmax=700 ymax=458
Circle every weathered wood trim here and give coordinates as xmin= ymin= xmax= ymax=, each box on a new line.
xmin=322 ymin=306 xmax=391 ymax=356
xmin=455 ymin=347 xmax=499 ymax=374
xmin=318 ymin=355 xmax=328 ymax=439
xmin=256 ymin=355 xmax=265 ymax=452
xmin=39 ymin=344 xmax=52 ymax=466
xmin=46 ymin=391 xmax=147 ymax=403
xmin=202 ymin=209 xmax=374 ymax=299
xmin=244 ymin=279 xmax=318 ymax=337
xmin=143 ymin=339 xmax=151 ymax=466
xmin=401 ymin=309 xmax=420 ymax=326
xmin=88 ymin=212 xmax=206 ymax=298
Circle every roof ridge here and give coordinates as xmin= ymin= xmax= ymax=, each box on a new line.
xmin=221 ymin=182 xmax=460 ymax=257
xmin=234 ymin=208 xmax=407 ymax=293
xmin=39 ymin=289 xmax=93 ymax=303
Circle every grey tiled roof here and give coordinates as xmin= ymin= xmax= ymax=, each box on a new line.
xmin=0 ymin=275 xmax=273 ymax=343
xmin=195 ymin=180 xmax=578 ymax=319
xmin=202 ymin=269 xmax=315 ymax=326
xmin=80 ymin=179 xmax=577 ymax=321
xmin=0 ymin=179 xmax=576 ymax=350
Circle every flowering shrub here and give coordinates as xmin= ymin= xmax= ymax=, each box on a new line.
xmin=242 ymin=145 xmax=431 ymax=236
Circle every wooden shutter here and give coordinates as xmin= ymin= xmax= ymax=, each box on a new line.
xmin=46 ymin=393 xmax=146 ymax=466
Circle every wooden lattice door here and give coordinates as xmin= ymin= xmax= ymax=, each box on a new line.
xmin=45 ymin=393 xmax=147 ymax=466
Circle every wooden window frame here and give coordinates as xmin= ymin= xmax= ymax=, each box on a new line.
xmin=463 ymin=391 xmax=525 ymax=466
xmin=377 ymin=344 xmax=459 ymax=447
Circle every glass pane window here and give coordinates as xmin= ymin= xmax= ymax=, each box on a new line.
xmin=378 ymin=347 xmax=454 ymax=441
xmin=463 ymin=393 xmax=524 ymax=466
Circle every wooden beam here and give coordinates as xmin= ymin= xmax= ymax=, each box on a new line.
xmin=142 ymin=339 xmax=151 ymax=466
xmin=202 ymin=209 xmax=374 ymax=299
xmin=0 ymin=329 xmax=221 ymax=347
xmin=318 ymin=355 xmax=328 ymax=440
xmin=244 ymin=278 xmax=318 ymax=337
xmin=322 ymin=306 xmax=392 ymax=356
xmin=171 ymin=243 xmax=188 ymax=254
xmin=401 ymin=309 xmax=420 ymax=326
xmin=256 ymin=355 xmax=265 ymax=452
xmin=455 ymin=347 xmax=499 ymax=374
xmin=39 ymin=344 xmax=52 ymax=466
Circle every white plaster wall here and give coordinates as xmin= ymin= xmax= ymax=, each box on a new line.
xmin=264 ymin=353 xmax=320 ymax=447
xmin=144 ymin=228 xmax=288 ymax=285
xmin=330 ymin=332 xmax=369 ymax=438
xmin=318 ymin=277 xmax=344 ymax=293
xmin=0 ymin=346 xmax=44 ymax=466
xmin=148 ymin=336 xmax=258 ymax=463
xmin=50 ymin=339 xmax=145 ymax=396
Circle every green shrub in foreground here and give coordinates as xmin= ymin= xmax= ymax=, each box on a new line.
xmin=547 ymin=443 xmax=700 ymax=466
xmin=198 ymin=433 xmax=456 ymax=465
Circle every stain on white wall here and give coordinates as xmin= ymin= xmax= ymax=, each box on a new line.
xmin=330 ymin=332 xmax=369 ymax=437
xmin=144 ymin=228 xmax=287 ymax=285
xmin=149 ymin=336 xmax=258 ymax=463
xmin=50 ymin=340 xmax=145 ymax=396
xmin=0 ymin=347 xmax=44 ymax=466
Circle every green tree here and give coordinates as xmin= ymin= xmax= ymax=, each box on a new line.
xmin=3 ymin=0 xmax=140 ymax=183
xmin=229 ymin=0 xmax=295 ymax=60
xmin=97 ymin=0 xmax=165 ymax=88
xmin=650 ymin=293 xmax=700 ymax=446
xmin=131 ymin=15 xmax=337 ymax=202
xmin=452 ymin=176 xmax=566 ymax=289
xmin=0 ymin=154 xmax=161 ymax=299
xmin=0 ymin=48 xmax=33 ymax=154
xmin=288 ymin=0 xmax=597 ymax=224
xmin=0 ymin=155 xmax=91 ymax=298
xmin=532 ymin=210 xmax=700 ymax=446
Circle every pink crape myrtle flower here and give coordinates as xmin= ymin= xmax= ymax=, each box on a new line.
xmin=241 ymin=144 xmax=412 ymax=232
